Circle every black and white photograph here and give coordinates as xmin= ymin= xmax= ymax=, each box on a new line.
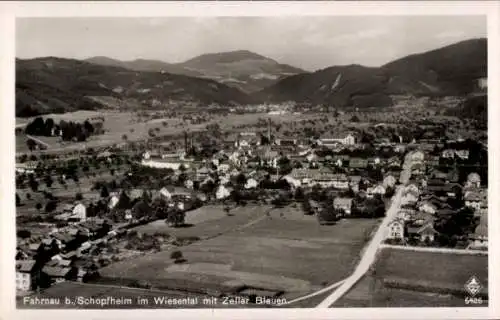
xmin=1 ymin=1 xmax=498 ymax=319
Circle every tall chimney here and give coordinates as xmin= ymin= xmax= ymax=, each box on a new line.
xmin=184 ymin=131 xmax=188 ymax=153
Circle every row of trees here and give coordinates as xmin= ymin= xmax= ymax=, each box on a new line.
xmin=25 ymin=116 xmax=103 ymax=142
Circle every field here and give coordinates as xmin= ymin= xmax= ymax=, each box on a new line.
xmin=333 ymin=247 xmax=488 ymax=307
xmin=134 ymin=205 xmax=272 ymax=240
xmin=15 ymin=110 xmax=335 ymax=155
xmin=99 ymin=204 xmax=380 ymax=303
xmin=334 ymin=276 xmax=475 ymax=308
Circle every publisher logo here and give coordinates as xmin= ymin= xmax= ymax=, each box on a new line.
xmin=464 ymin=276 xmax=483 ymax=305
xmin=465 ymin=276 xmax=482 ymax=296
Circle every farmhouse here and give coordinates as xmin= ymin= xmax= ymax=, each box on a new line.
xmin=464 ymin=191 xmax=483 ymax=211
xmin=16 ymin=260 xmax=39 ymax=292
xmin=349 ymin=158 xmax=369 ymax=170
xmin=468 ymin=215 xmax=488 ymax=249
xmin=333 ymin=198 xmax=353 ymax=215
xmin=407 ymin=222 xmax=438 ymax=243
xmin=42 ymin=266 xmax=74 ymax=284
xmin=466 ymin=173 xmax=481 ymax=189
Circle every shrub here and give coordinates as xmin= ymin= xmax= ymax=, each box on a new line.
xmin=170 ymin=250 xmax=183 ymax=260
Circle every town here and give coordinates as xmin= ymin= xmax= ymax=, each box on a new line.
xmin=12 ymin=15 xmax=488 ymax=309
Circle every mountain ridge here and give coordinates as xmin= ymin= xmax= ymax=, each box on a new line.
xmin=259 ymin=38 xmax=487 ymax=108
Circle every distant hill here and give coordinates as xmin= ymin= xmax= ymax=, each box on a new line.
xmin=16 ymin=57 xmax=255 ymax=117
xmin=84 ymin=57 xmax=203 ymax=77
xmin=260 ymin=38 xmax=487 ymax=108
xmin=178 ymin=50 xmax=306 ymax=93
xmin=86 ymin=50 xmax=306 ymax=93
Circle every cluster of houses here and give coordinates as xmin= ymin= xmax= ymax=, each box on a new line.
xmin=386 ymin=150 xmax=487 ymax=250
xmin=138 ymin=131 xmax=405 ymax=203
xmin=15 ymin=218 xmax=116 ymax=293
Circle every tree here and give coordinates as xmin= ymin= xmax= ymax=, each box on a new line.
xmin=16 ymin=193 xmax=21 ymax=207
xmin=100 ymin=186 xmax=110 ymax=198
xmin=17 ymin=230 xmax=31 ymax=239
xmin=26 ymin=139 xmax=37 ymax=152
xmin=44 ymin=176 xmax=53 ymax=188
xmin=29 ymin=179 xmax=39 ymax=192
xmin=122 ymin=134 xmax=128 ymax=142
xmin=236 ymin=173 xmax=247 ymax=188
xmin=35 ymin=202 xmax=42 ymax=212
xmin=45 ymin=200 xmax=58 ymax=213
xmin=116 ymin=191 xmax=131 ymax=210
xmin=277 ymin=156 xmax=292 ymax=175
xmin=294 ymin=187 xmax=304 ymax=201
xmin=75 ymin=193 xmax=83 ymax=201
xmin=170 ymin=250 xmax=186 ymax=263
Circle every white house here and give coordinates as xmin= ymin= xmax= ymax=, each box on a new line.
xmin=108 ymin=195 xmax=119 ymax=209
xmin=216 ymin=185 xmax=231 ymax=200
xmin=387 ymin=219 xmax=405 ymax=241
xmin=72 ymin=203 xmax=87 ymax=222
xmin=16 ymin=260 xmax=38 ymax=292
xmin=367 ymin=185 xmax=386 ymax=198
xmin=244 ymin=178 xmax=258 ymax=189
xmin=184 ymin=179 xmax=194 ymax=189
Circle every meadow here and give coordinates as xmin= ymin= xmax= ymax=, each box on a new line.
xmin=333 ymin=247 xmax=488 ymax=307
xmin=99 ymin=204 xmax=380 ymax=301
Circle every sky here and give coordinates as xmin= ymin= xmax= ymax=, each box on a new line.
xmin=16 ymin=16 xmax=486 ymax=71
